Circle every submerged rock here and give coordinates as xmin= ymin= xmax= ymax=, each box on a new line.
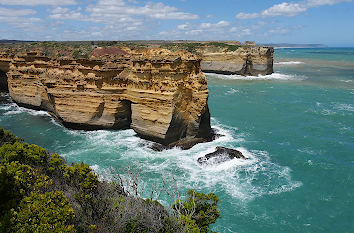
xmin=197 ymin=146 xmax=247 ymax=165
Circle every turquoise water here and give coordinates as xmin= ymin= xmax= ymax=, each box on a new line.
xmin=1 ymin=48 xmax=353 ymax=232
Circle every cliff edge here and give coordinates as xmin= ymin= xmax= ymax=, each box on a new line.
xmin=0 ymin=48 xmax=212 ymax=147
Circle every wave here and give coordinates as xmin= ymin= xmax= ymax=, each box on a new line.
xmin=340 ymin=79 xmax=353 ymax=83
xmin=67 ymin=117 xmax=303 ymax=202
xmin=0 ymin=102 xmax=50 ymax=117
xmin=0 ymin=97 xmax=302 ymax=202
xmin=274 ymin=61 xmax=305 ymax=65
xmin=206 ymin=72 xmax=306 ymax=81
xmin=335 ymin=103 xmax=354 ymax=112
xmin=226 ymin=88 xmax=239 ymax=95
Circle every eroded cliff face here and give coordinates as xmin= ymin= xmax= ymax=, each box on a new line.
xmin=199 ymin=46 xmax=274 ymax=76
xmin=0 ymin=49 xmax=211 ymax=146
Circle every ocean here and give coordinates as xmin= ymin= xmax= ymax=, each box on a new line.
xmin=0 ymin=48 xmax=353 ymax=233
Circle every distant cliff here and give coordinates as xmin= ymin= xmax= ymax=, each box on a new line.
xmin=160 ymin=42 xmax=274 ymax=76
xmin=0 ymin=47 xmax=212 ymax=147
xmin=199 ymin=46 xmax=273 ymax=76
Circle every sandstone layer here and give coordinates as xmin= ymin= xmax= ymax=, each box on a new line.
xmin=199 ymin=46 xmax=274 ymax=76
xmin=0 ymin=48 xmax=212 ymax=146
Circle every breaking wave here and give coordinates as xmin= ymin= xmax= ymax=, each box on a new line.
xmin=274 ymin=61 xmax=305 ymax=65
xmin=206 ymin=72 xmax=307 ymax=81
xmin=0 ymin=102 xmax=49 ymax=117
xmin=0 ymin=95 xmax=302 ymax=203
xmin=59 ymin=117 xmax=302 ymax=202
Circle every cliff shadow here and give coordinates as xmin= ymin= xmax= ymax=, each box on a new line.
xmin=0 ymin=70 xmax=8 ymax=92
xmin=113 ymin=100 xmax=132 ymax=130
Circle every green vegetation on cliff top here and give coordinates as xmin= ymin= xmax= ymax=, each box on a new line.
xmin=0 ymin=127 xmax=220 ymax=233
xmin=0 ymin=41 xmax=247 ymax=59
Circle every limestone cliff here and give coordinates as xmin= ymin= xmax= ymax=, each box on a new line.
xmin=0 ymin=48 xmax=212 ymax=147
xmin=199 ymin=46 xmax=274 ymax=76
xmin=160 ymin=42 xmax=274 ymax=76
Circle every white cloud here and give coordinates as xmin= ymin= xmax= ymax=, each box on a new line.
xmin=51 ymin=7 xmax=70 ymax=14
xmin=0 ymin=7 xmax=40 ymax=29
xmin=215 ymin=20 xmax=230 ymax=27
xmin=229 ymin=26 xmax=252 ymax=36
xmin=236 ymin=0 xmax=352 ymax=19
xmin=0 ymin=0 xmax=77 ymax=6
xmin=46 ymin=0 xmax=199 ymax=38
xmin=236 ymin=13 xmax=259 ymax=19
xmin=230 ymin=26 xmax=239 ymax=32
xmin=49 ymin=7 xmax=85 ymax=20
xmin=185 ymin=29 xmax=203 ymax=35
xmin=262 ymin=3 xmax=307 ymax=17
xmin=268 ymin=27 xmax=289 ymax=34
xmin=200 ymin=20 xmax=229 ymax=29
xmin=84 ymin=0 xmax=199 ymax=21
xmin=159 ymin=20 xmax=234 ymax=40
xmin=241 ymin=28 xmax=252 ymax=36
xmin=0 ymin=7 xmax=36 ymax=16
xmin=306 ymin=0 xmax=352 ymax=7
xmin=177 ymin=23 xmax=190 ymax=30
xmin=48 ymin=0 xmax=199 ymax=31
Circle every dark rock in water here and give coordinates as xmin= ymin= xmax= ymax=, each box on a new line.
xmin=148 ymin=130 xmax=224 ymax=151
xmin=197 ymin=146 xmax=247 ymax=165
xmin=148 ymin=138 xmax=206 ymax=151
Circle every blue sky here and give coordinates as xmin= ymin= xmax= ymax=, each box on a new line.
xmin=0 ymin=0 xmax=353 ymax=45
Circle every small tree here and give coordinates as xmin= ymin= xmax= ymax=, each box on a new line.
xmin=174 ymin=190 xmax=220 ymax=233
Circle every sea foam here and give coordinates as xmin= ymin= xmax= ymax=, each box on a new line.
xmin=66 ymin=117 xmax=303 ymax=203
xmin=206 ymin=72 xmax=306 ymax=81
xmin=0 ymin=102 xmax=50 ymax=117
xmin=274 ymin=61 xmax=305 ymax=65
xmin=0 ymin=95 xmax=302 ymax=203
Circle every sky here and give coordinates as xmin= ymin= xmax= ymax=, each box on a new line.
xmin=0 ymin=0 xmax=353 ymax=46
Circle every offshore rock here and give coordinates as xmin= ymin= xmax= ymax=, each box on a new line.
xmin=199 ymin=46 xmax=274 ymax=76
xmin=0 ymin=48 xmax=212 ymax=147
xmin=197 ymin=146 xmax=247 ymax=165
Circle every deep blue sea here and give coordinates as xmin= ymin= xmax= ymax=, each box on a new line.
xmin=1 ymin=48 xmax=353 ymax=233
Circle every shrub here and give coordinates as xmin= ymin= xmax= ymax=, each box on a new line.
xmin=175 ymin=190 xmax=220 ymax=233
xmin=0 ymin=162 xmax=36 ymax=217
xmin=0 ymin=142 xmax=49 ymax=167
xmin=0 ymin=128 xmax=22 ymax=146
xmin=63 ymin=162 xmax=98 ymax=193
xmin=10 ymin=191 xmax=76 ymax=233
xmin=0 ymin=128 xmax=221 ymax=233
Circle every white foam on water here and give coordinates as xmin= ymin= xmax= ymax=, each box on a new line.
xmin=0 ymin=96 xmax=302 ymax=203
xmin=274 ymin=61 xmax=305 ymax=65
xmin=340 ymin=79 xmax=353 ymax=83
xmin=79 ymin=117 xmax=303 ymax=203
xmin=226 ymin=88 xmax=239 ymax=95
xmin=297 ymin=147 xmax=321 ymax=155
xmin=0 ymin=103 xmax=18 ymax=111
xmin=206 ymin=72 xmax=306 ymax=81
xmin=90 ymin=164 xmax=113 ymax=181
xmin=0 ymin=95 xmax=303 ymax=203
xmin=335 ymin=103 xmax=354 ymax=112
xmin=1 ymin=103 xmax=50 ymax=117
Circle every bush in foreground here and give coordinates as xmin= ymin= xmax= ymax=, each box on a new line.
xmin=0 ymin=127 xmax=220 ymax=232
